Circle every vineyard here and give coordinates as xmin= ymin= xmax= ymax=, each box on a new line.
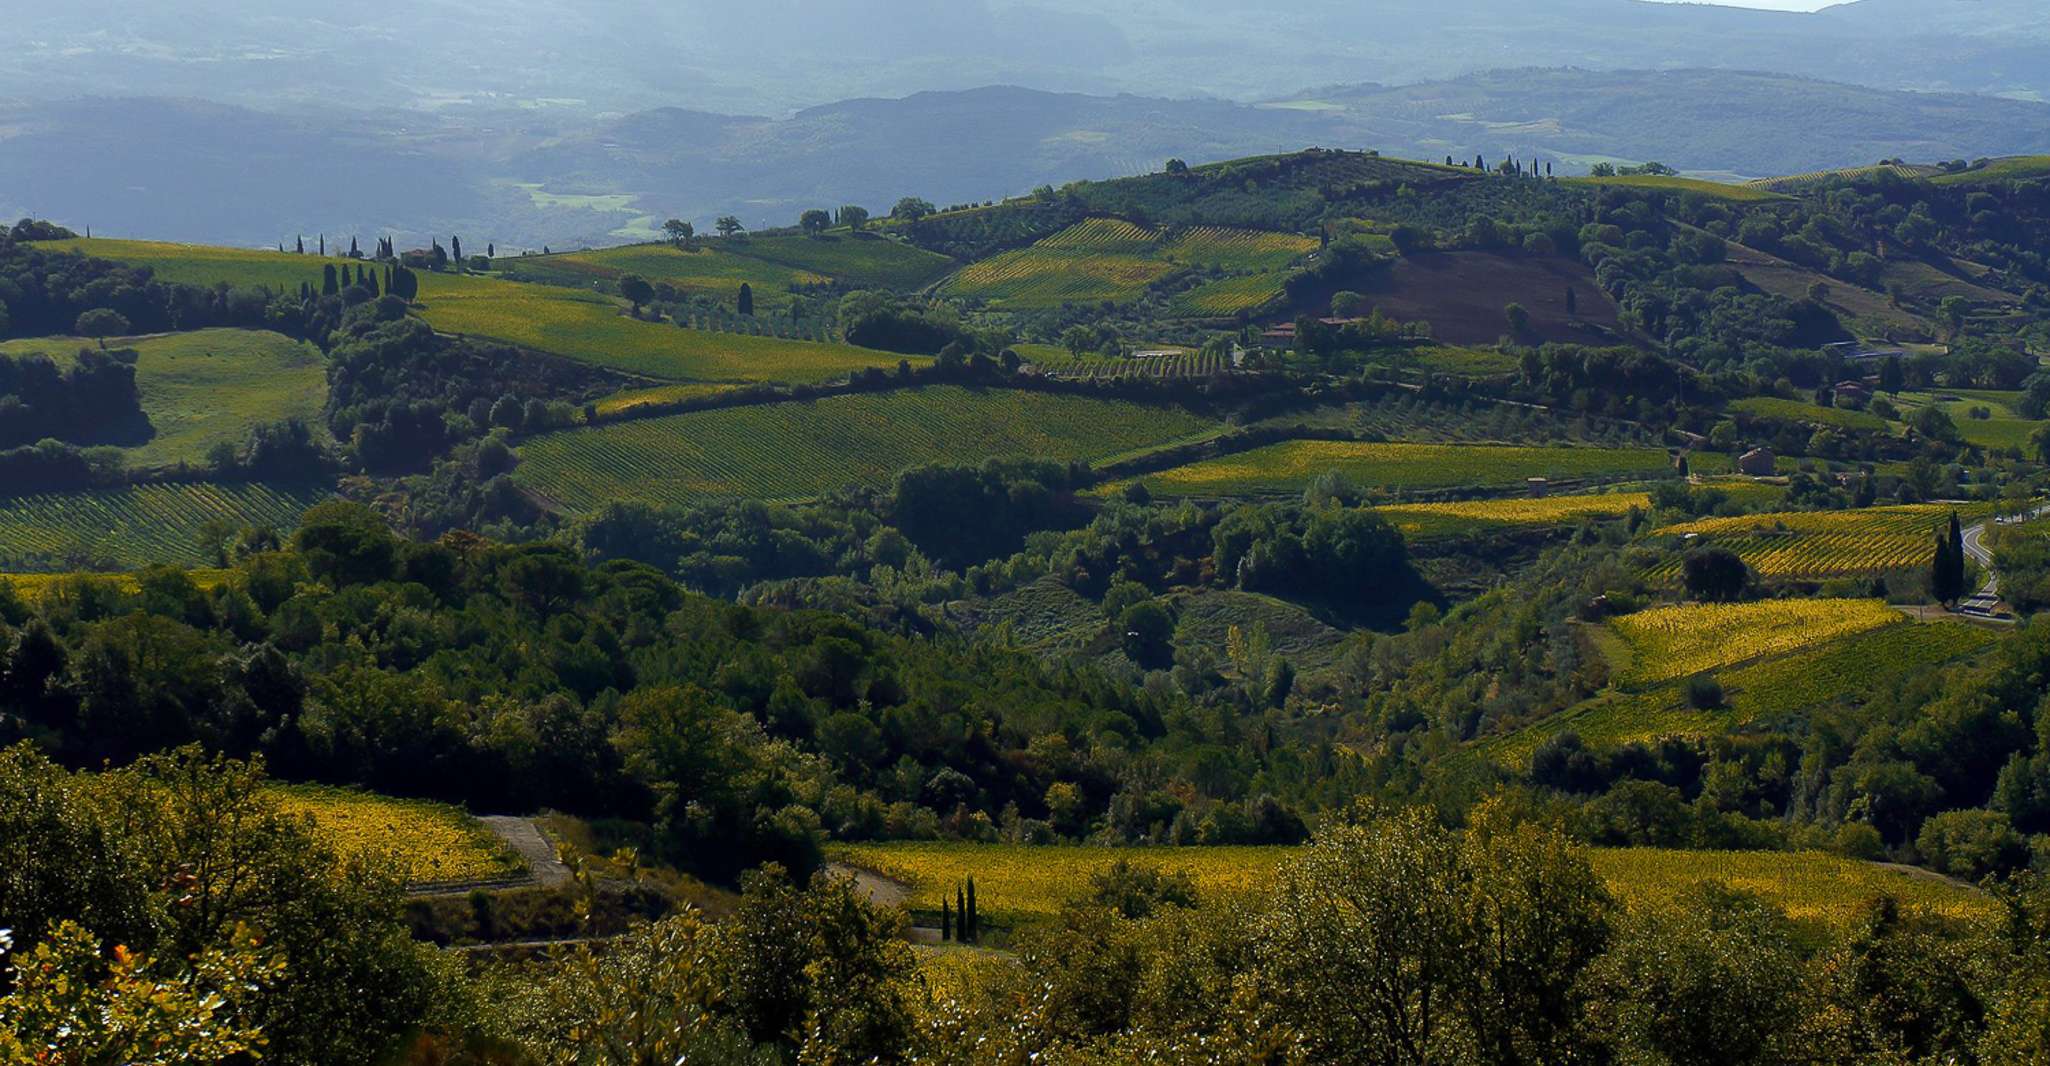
xmin=940 ymin=217 xmax=1315 ymax=311
xmin=1645 ymin=504 xmax=1991 ymax=582
xmin=269 ymin=784 xmax=523 ymax=886
xmin=0 ymin=482 xmax=331 ymax=571
xmin=831 ymin=840 xmax=1987 ymax=930
xmin=1606 ymin=598 xmax=1904 ymax=687
xmin=514 ymin=386 xmax=1220 ymax=512
xmin=1378 ymin=491 xmax=1650 ymax=539
xmin=1171 ymin=271 xmax=1294 ymax=317
xmin=1929 ymin=156 xmax=2050 ymax=187
xmin=412 ymin=272 xmax=911 ymax=383
xmin=1749 ymin=163 xmax=1945 ymax=193
xmin=1 ymin=329 xmax=328 ymax=470
xmin=1487 ymin=617 xmax=1996 ymax=764
xmin=1023 ymin=346 xmax=1236 ymax=381
xmin=1116 ymin=440 xmax=1678 ymax=498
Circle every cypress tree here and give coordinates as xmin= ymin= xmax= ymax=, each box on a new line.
xmin=452 ymin=235 xmax=463 ymax=267
xmin=487 ymin=243 xmax=495 ymax=258
xmin=956 ymin=884 xmax=968 ymax=944
xmin=296 ymin=236 xmax=304 ymax=254
xmin=1948 ymin=511 xmax=1967 ymax=600
xmin=1566 ymin=285 xmax=1578 ymax=317
xmin=966 ymin=878 xmax=978 ymax=944
xmin=322 ymin=263 xmax=339 ymax=296
xmin=348 ymin=235 xmax=359 ymax=257
xmin=738 ymin=283 xmax=754 ymax=316
xmin=319 ymin=235 xmax=325 ymax=256
xmin=941 ymin=897 xmax=952 ymax=941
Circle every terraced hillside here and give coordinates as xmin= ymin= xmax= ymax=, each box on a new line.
xmin=0 ymin=329 xmax=328 ymax=469
xmin=0 ymin=482 xmax=331 ymax=571
xmin=515 ymin=386 xmax=1221 ymax=512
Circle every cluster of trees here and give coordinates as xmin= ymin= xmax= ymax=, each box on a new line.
xmin=324 ymin=300 xmax=611 ymax=472
xmin=0 ymin=347 xmax=145 ymax=449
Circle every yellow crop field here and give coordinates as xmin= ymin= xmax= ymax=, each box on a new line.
xmin=1379 ymin=492 xmax=1650 ymax=538
xmin=592 ymin=383 xmax=743 ymax=417
xmin=1646 ymin=504 xmax=1990 ymax=581
xmin=412 ymin=272 xmax=914 ymax=384
xmin=269 ymin=784 xmax=521 ymax=885
xmin=1607 ymin=598 xmax=1903 ymax=687
xmin=1115 ymin=440 xmax=1676 ymax=498
xmin=1570 ymin=175 xmax=1788 ymax=201
xmin=2 ymin=569 xmax=236 ymax=601
xmin=1589 ymin=849 xmax=1989 ymax=927
xmin=835 ymin=842 xmax=1987 ymax=932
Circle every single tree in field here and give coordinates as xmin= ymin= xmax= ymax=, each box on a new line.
xmin=618 ymin=273 xmax=654 ymax=315
xmin=716 ymin=215 xmax=743 ymax=238
xmin=836 ymin=205 xmax=869 ymax=231
xmin=487 ymin=243 xmax=495 ymax=258
xmin=76 ymin=308 xmax=129 ymax=349
xmin=662 ymin=219 xmax=694 ymax=247
xmin=799 ymin=210 xmax=832 ymax=237
xmin=1504 ymin=302 xmax=1531 ymax=340
xmin=737 ymin=283 xmax=754 ymax=317
xmin=1165 ymin=158 xmax=1189 ymax=174
xmin=1879 ymin=355 xmax=1905 ymax=394
xmin=451 ymin=236 xmax=463 ymax=271
xmin=1565 ymin=285 xmax=1578 ymax=317
xmin=295 ymin=235 xmax=304 ymax=254
xmin=390 ymin=265 xmax=420 ymax=302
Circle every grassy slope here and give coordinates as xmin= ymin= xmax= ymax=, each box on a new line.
xmin=1727 ymin=396 xmax=1891 ymax=433
xmin=0 ymin=329 xmax=327 ymax=469
xmin=940 ymin=218 xmax=1316 ymax=311
xmin=44 ymin=238 xmax=351 ymax=290
xmin=503 ymin=244 xmax=827 ymax=309
xmin=412 ymin=271 xmax=913 ymax=384
xmin=1568 ymin=175 xmax=1787 ymax=202
xmin=514 ymin=386 xmax=1220 ymax=511
xmin=1119 ymin=441 xmax=1677 ymax=498
xmin=728 ymin=233 xmax=958 ymax=290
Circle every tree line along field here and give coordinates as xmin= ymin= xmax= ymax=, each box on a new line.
xmin=830 ymin=841 xmax=1988 ymax=932
xmin=513 ymin=386 xmax=1221 ymax=513
xmin=45 ymin=238 xmax=917 ymax=385
xmin=1111 ymin=440 xmax=1681 ymax=498
xmin=1602 ymin=597 xmax=1906 ymax=688
xmin=268 ymin=784 xmax=523 ymax=886
xmin=938 ymin=217 xmax=1318 ymax=311
xmin=1483 ymin=616 xmax=1999 ymax=766
xmin=1644 ymin=503 xmax=1996 ymax=583
xmin=0 ymin=328 xmax=328 ymax=470
xmin=0 ymin=482 xmax=331 ymax=571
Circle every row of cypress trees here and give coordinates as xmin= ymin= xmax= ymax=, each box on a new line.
xmin=938 ymin=877 xmax=980 ymax=944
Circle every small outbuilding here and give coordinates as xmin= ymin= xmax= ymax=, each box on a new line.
xmin=1737 ymin=447 xmax=1777 ymax=477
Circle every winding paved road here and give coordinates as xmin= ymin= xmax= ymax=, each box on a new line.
xmin=1957 ymin=505 xmax=2050 ymax=619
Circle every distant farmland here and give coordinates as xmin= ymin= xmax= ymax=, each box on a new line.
xmin=1119 ymin=440 xmax=1676 ymax=498
xmin=515 ymin=386 xmax=1219 ymax=511
xmin=940 ymin=217 xmax=1317 ymax=311
xmin=1356 ymin=251 xmax=1624 ymax=345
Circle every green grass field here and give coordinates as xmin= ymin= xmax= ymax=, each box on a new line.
xmin=941 ymin=218 xmax=1316 ymax=311
xmin=1568 ymin=175 xmax=1787 ymax=201
xmin=0 ymin=329 xmax=327 ymax=469
xmin=1114 ymin=440 xmax=1678 ymax=498
xmin=1727 ymin=396 xmax=1891 ymax=434
xmin=44 ymin=237 xmax=350 ymax=291
xmin=722 ymin=234 xmax=957 ymax=290
xmin=503 ymin=244 xmax=828 ymax=309
xmin=0 ymin=482 xmax=331 ymax=571
xmin=831 ymin=841 xmax=1987 ymax=930
xmin=514 ymin=386 xmax=1220 ymax=512
xmin=1928 ymin=156 xmax=2050 ymax=187
xmin=1888 ymin=389 xmax=2042 ymax=451
xmin=412 ymin=271 xmax=913 ymax=384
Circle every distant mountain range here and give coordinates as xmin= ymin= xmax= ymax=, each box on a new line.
xmin=8 ymin=0 xmax=2048 ymax=116
xmin=6 ymin=68 xmax=2046 ymax=251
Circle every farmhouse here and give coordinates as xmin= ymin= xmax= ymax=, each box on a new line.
xmin=1737 ymin=447 xmax=1777 ymax=476
xmin=1833 ymin=380 xmax=1873 ymax=404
